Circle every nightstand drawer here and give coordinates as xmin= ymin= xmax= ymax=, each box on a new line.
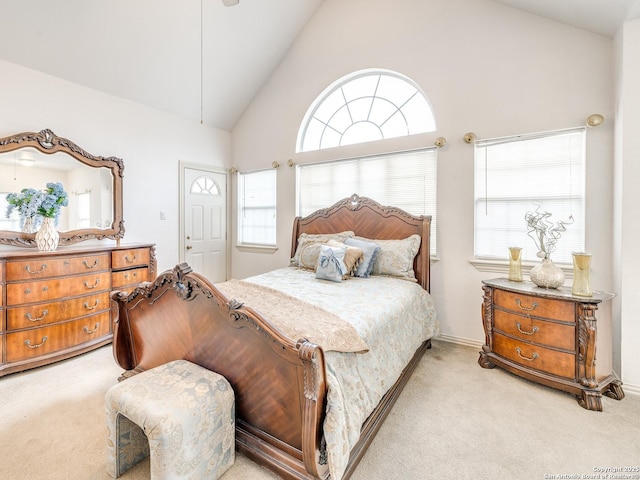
xmin=494 ymin=309 xmax=575 ymax=350
xmin=494 ymin=289 xmax=575 ymax=321
xmin=493 ymin=332 xmax=575 ymax=379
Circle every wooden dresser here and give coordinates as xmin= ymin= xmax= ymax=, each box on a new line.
xmin=479 ymin=278 xmax=624 ymax=411
xmin=0 ymin=243 xmax=155 ymax=377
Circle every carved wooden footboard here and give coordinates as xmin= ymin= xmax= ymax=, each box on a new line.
xmin=113 ymin=263 xmax=330 ymax=479
xmin=112 ymin=195 xmax=433 ymax=479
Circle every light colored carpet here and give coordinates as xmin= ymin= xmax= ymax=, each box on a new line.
xmin=1 ymin=340 xmax=638 ymax=480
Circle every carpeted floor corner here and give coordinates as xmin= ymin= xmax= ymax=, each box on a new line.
xmin=1 ymin=340 xmax=638 ymax=479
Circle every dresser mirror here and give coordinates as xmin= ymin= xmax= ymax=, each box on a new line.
xmin=0 ymin=129 xmax=124 ymax=247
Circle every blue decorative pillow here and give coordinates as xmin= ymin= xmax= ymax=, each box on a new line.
xmin=315 ymin=245 xmax=348 ymax=283
xmin=344 ymin=237 xmax=381 ymax=278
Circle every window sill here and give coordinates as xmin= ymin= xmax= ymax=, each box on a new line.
xmin=236 ymin=244 xmax=278 ymax=254
xmin=470 ymin=258 xmax=574 ymax=277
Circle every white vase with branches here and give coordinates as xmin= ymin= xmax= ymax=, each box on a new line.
xmin=524 ymin=205 xmax=573 ymax=289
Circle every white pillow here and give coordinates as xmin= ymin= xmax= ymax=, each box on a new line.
xmin=291 ymin=231 xmax=354 ymax=269
xmin=369 ymin=234 xmax=421 ymax=282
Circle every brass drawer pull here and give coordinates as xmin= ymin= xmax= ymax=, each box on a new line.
xmin=83 ymin=259 xmax=100 ymax=269
xmin=125 ymin=254 xmax=137 ymax=263
xmin=83 ymin=279 xmax=100 ymax=289
xmin=26 ymin=310 xmax=49 ymax=322
xmin=515 ymin=347 xmax=539 ymax=362
xmin=25 ymin=336 xmax=48 ymax=349
xmin=515 ymin=298 xmax=538 ymax=311
xmin=84 ymin=300 xmax=100 ymax=310
xmin=25 ymin=264 xmax=47 ymax=274
xmin=516 ymin=323 xmax=539 ymax=336
xmin=83 ymin=323 xmax=100 ymax=334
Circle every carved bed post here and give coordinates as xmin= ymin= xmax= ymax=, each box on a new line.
xmin=297 ymin=340 xmax=329 ymax=479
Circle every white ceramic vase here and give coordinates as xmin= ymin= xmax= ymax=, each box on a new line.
xmin=36 ymin=217 xmax=59 ymax=251
xmin=22 ymin=216 xmax=37 ymax=234
xmin=530 ymin=257 xmax=565 ymax=289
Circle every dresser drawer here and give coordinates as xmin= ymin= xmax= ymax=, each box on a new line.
xmin=5 ymin=311 xmax=111 ymax=362
xmin=6 ymin=272 xmax=111 ymax=305
xmin=112 ymin=267 xmax=149 ymax=289
xmin=493 ymin=309 xmax=575 ymax=350
xmin=6 ymin=254 xmax=110 ymax=281
xmin=493 ymin=332 xmax=575 ymax=379
xmin=112 ymin=248 xmax=150 ymax=270
xmin=494 ymin=289 xmax=575 ymax=321
xmin=6 ymin=292 xmax=111 ymax=330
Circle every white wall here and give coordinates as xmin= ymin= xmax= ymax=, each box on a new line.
xmin=614 ymin=18 xmax=640 ymax=390
xmin=0 ymin=59 xmax=231 ymax=274
xmin=231 ymin=0 xmax=625 ymax=378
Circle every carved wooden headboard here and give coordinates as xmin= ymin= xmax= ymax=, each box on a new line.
xmin=290 ymin=194 xmax=431 ymax=292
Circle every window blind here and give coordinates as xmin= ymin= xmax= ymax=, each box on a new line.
xmin=474 ymin=128 xmax=585 ymax=264
xmin=238 ymin=169 xmax=277 ymax=246
xmin=297 ymin=148 xmax=437 ymax=255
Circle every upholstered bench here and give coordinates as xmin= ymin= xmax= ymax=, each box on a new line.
xmin=105 ymin=359 xmax=235 ymax=479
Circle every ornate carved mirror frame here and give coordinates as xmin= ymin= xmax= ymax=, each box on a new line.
xmin=0 ymin=129 xmax=124 ymax=247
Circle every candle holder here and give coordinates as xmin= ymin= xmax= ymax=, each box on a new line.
xmin=508 ymin=247 xmax=523 ymax=282
xmin=572 ymin=252 xmax=592 ymax=297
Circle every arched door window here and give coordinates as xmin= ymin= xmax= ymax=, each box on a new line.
xmin=297 ymin=69 xmax=436 ymax=152
xmin=190 ymin=175 xmax=221 ymax=196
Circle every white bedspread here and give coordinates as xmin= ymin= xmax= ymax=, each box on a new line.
xmin=244 ymin=267 xmax=440 ymax=479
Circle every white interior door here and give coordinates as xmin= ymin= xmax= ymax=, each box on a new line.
xmin=183 ymin=167 xmax=227 ymax=283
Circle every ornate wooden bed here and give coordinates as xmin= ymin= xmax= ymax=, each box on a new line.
xmin=111 ymin=194 xmax=434 ymax=480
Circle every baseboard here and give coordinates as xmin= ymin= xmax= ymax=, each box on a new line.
xmin=434 ymin=334 xmax=483 ymax=349
xmin=434 ymin=335 xmax=640 ymax=396
xmin=622 ymin=383 xmax=640 ymax=395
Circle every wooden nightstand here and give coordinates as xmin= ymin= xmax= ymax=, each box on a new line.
xmin=478 ymin=278 xmax=624 ymax=411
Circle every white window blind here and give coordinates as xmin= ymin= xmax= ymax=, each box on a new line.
xmin=77 ymin=191 xmax=91 ymax=228
xmin=474 ymin=128 xmax=585 ymax=264
xmin=297 ymin=148 xmax=437 ymax=255
xmin=238 ymin=169 xmax=277 ymax=246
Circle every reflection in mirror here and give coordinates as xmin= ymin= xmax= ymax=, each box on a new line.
xmin=0 ymin=148 xmax=114 ymax=232
xmin=0 ymin=129 xmax=124 ymax=247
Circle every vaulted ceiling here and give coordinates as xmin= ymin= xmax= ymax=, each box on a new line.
xmin=495 ymin=0 xmax=640 ymax=37
xmin=0 ymin=0 xmax=324 ymax=131
xmin=0 ymin=0 xmax=638 ymax=131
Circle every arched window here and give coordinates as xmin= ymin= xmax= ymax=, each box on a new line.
xmin=297 ymin=69 xmax=436 ymax=152
xmin=190 ymin=175 xmax=220 ymax=196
